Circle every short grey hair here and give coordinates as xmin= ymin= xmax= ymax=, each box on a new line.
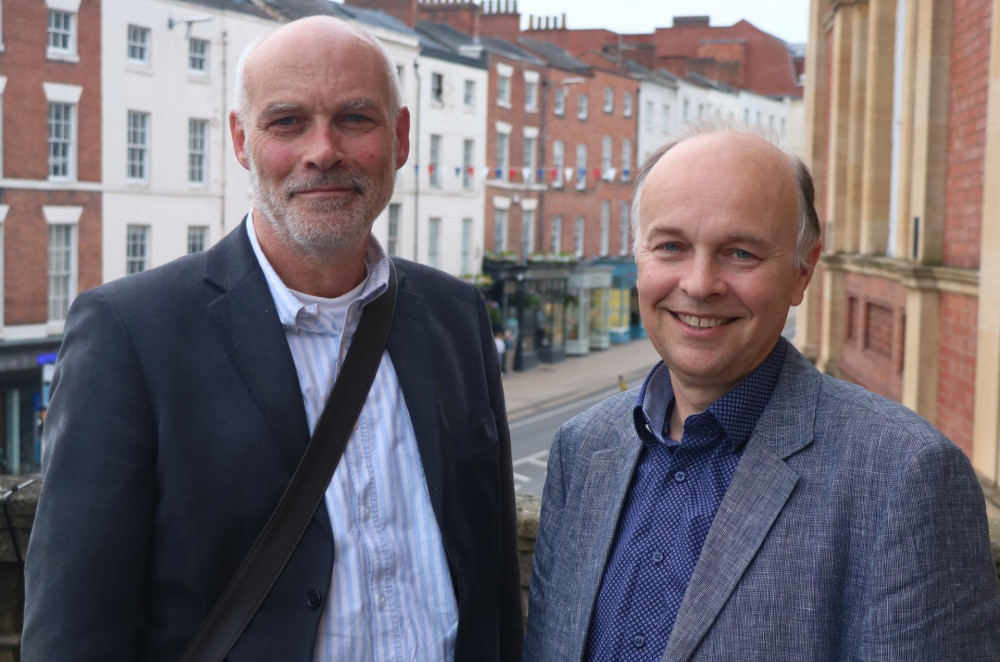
xmin=232 ymin=17 xmax=403 ymax=127
xmin=629 ymin=118 xmax=822 ymax=270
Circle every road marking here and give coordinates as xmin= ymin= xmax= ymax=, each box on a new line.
xmin=513 ymin=449 xmax=549 ymax=466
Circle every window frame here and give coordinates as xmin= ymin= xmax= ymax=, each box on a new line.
xmin=47 ymin=102 xmax=75 ymax=181
xmin=188 ymin=118 xmax=208 ymax=185
xmin=127 ymin=110 xmax=150 ymax=183
xmin=127 ymin=24 xmax=150 ymax=65
xmin=47 ymin=222 xmax=77 ymax=322
xmin=46 ymin=9 xmax=77 ymax=60
xmin=187 ymin=225 xmax=208 ymax=254
xmin=188 ymin=38 xmax=209 ymax=75
xmin=431 ymin=72 xmax=444 ymax=104
xmin=126 ymin=224 xmax=149 ymax=274
xmin=429 ymin=134 xmax=442 ymax=188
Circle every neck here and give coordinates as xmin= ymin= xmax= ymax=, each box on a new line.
xmin=668 ymin=380 xmax=726 ymax=440
xmin=253 ymin=219 xmax=370 ymax=298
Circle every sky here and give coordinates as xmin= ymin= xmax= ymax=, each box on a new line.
xmin=513 ymin=0 xmax=810 ymax=44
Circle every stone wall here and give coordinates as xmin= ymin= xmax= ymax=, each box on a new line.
xmin=2 ymin=480 xmax=999 ymax=660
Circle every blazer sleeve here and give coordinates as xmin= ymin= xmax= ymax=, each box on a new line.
xmin=22 ymin=289 xmax=156 ymax=660
xmin=863 ymin=439 xmax=1000 ymax=660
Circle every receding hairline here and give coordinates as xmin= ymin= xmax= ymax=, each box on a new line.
xmin=630 ymin=119 xmax=822 ymax=269
xmin=233 ymin=16 xmax=402 ymax=124
xmin=247 ymin=16 xmax=382 ymax=71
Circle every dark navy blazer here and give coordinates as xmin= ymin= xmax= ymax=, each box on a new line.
xmin=23 ymin=222 xmax=522 ymax=661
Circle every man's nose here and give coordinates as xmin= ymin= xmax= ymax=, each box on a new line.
xmin=680 ymin=254 xmax=726 ymax=300
xmin=302 ymin=124 xmax=343 ymax=170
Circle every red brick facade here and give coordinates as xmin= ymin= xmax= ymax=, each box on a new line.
xmin=481 ymin=52 xmax=543 ymax=258
xmin=536 ymin=66 xmax=638 ymax=258
xmin=0 ymin=0 xmax=103 ymax=326
xmin=937 ymin=293 xmax=978 ymax=456
xmin=944 ymin=0 xmax=991 ymax=270
xmin=839 ymin=272 xmax=906 ymax=403
xmin=527 ymin=17 xmax=802 ymax=99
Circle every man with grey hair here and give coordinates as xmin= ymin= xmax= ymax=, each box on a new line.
xmin=524 ymin=120 xmax=1000 ymax=661
xmin=24 ymin=16 xmax=522 ymax=661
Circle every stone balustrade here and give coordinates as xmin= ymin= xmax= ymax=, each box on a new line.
xmin=2 ymin=480 xmax=998 ymax=660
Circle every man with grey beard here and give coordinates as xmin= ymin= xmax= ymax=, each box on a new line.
xmin=23 ymin=16 xmax=522 ymax=662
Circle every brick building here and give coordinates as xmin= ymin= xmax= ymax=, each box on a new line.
xmin=0 ymin=0 xmax=103 ymax=475
xmin=523 ymin=14 xmax=804 ymax=99
xmin=799 ymin=0 xmax=1000 ymax=485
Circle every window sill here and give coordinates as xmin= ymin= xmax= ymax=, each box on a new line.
xmin=46 ymin=51 xmax=80 ymax=64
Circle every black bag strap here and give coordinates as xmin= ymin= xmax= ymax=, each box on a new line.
xmin=180 ymin=263 xmax=398 ymax=661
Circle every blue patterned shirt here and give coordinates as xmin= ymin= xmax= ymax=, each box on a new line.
xmin=585 ymin=339 xmax=787 ymax=661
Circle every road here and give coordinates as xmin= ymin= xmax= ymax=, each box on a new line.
xmin=510 ymin=385 xmax=622 ymax=496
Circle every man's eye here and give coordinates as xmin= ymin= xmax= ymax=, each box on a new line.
xmin=733 ymin=249 xmax=755 ymax=260
xmin=272 ymin=117 xmax=297 ymax=127
xmin=660 ymin=242 xmax=681 ymax=252
xmin=343 ymin=113 xmax=373 ymax=124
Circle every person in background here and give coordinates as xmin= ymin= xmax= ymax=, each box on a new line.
xmin=496 ymin=331 xmax=508 ymax=373
xmin=24 ymin=16 xmax=521 ymax=661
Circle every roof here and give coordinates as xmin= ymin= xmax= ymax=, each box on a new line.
xmin=413 ymin=22 xmax=488 ymax=67
xmin=267 ymin=0 xmax=419 ymax=37
xmin=517 ymin=36 xmax=590 ymax=73
xmin=171 ymin=0 xmax=275 ymax=21
xmin=479 ymin=35 xmax=547 ymax=66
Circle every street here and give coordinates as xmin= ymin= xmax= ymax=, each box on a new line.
xmin=510 ymin=385 xmax=623 ymax=495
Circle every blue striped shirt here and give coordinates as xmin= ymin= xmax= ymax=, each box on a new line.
xmin=247 ymin=216 xmax=459 ymax=661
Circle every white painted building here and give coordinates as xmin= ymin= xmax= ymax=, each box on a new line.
xmin=380 ymin=44 xmax=488 ymax=277
xmin=632 ymin=63 xmax=796 ymax=168
xmin=101 ymin=0 xmax=275 ymax=283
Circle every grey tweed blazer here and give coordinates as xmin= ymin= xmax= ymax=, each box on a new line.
xmin=524 ymin=340 xmax=1000 ymax=661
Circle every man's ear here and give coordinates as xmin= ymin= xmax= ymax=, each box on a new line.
xmin=230 ymin=110 xmax=250 ymax=170
xmin=791 ymin=240 xmax=823 ymax=306
xmin=394 ymin=107 xmax=411 ymax=169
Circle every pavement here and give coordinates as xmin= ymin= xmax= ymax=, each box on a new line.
xmin=501 ymin=339 xmax=661 ymax=422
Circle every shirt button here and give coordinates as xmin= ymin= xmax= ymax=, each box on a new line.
xmin=361 ymin=505 xmax=371 ymax=519
xmin=378 ymin=593 xmax=388 ymax=608
xmin=674 ymin=470 xmax=686 ymax=482
xmin=306 ymin=589 xmax=323 ymax=609
xmin=651 ymin=551 xmax=664 ymax=564
xmin=632 ymin=635 xmax=646 ymax=648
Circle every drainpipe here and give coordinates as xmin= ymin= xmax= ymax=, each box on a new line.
xmin=220 ymin=29 xmax=228 ymax=239
xmin=413 ymin=59 xmax=421 ymax=262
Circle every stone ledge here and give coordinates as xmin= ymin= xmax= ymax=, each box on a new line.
xmin=3 ymin=481 xmax=999 ymax=645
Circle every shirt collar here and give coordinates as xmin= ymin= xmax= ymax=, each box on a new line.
xmin=246 ymin=210 xmax=391 ymax=331
xmin=633 ymin=337 xmax=787 ymax=451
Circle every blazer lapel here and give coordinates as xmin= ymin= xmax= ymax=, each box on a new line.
xmin=385 ymin=274 xmax=445 ymax=517
xmin=205 ymin=222 xmax=310 ymax=475
xmin=663 ymin=346 xmax=822 ymax=662
xmin=567 ymin=417 xmax=644 ymax=659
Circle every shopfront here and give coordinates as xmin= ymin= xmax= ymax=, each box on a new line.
xmin=594 ymin=257 xmax=644 ymax=342
xmin=565 ymin=266 xmax=613 ymax=356
xmin=0 ymin=341 xmax=60 ymax=475
xmin=483 ymin=259 xmax=573 ymax=371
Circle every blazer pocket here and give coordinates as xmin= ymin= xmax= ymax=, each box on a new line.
xmin=450 ymin=410 xmax=499 ymax=462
